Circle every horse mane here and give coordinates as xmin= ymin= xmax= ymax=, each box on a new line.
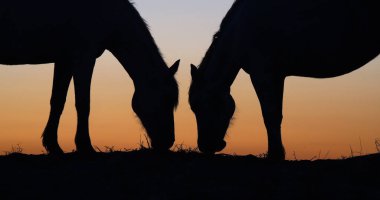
xmin=198 ymin=0 xmax=245 ymax=71
xmin=126 ymin=1 xmax=164 ymax=63
xmin=126 ymin=0 xmax=179 ymax=109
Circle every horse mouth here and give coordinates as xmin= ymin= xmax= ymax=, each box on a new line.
xmin=198 ymin=140 xmax=226 ymax=154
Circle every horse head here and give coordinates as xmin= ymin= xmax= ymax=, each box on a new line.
xmin=189 ymin=64 xmax=235 ymax=154
xmin=132 ymin=60 xmax=180 ymax=151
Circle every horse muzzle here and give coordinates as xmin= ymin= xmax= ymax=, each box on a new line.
xmin=198 ymin=139 xmax=227 ymax=154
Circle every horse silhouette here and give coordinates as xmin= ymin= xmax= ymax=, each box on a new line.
xmin=189 ymin=0 xmax=380 ymax=160
xmin=0 ymin=0 xmax=180 ymax=154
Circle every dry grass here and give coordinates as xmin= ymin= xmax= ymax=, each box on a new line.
xmin=92 ymin=135 xmax=199 ymax=155
xmin=4 ymin=144 xmax=23 ymax=155
xmin=171 ymin=143 xmax=199 ymax=154
xmin=256 ymin=153 xmax=268 ymax=159
xmin=3 ymin=138 xmax=380 ymax=158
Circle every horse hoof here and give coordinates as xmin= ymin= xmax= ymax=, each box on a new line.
xmin=152 ymin=147 xmax=171 ymax=154
xmin=43 ymin=143 xmax=64 ymax=155
xmin=76 ymin=146 xmax=97 ymax=155
xmin=203 ymin=151 xmax=216 ymax=156
xmin=267 ymin=151 xmax=286 ymax=161
xmin=47 ymin=150 xmax=64 ymax=155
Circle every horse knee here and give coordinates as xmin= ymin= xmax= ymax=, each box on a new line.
xmin=75 ymin=101 xmax=90 ymax=117
xmin=50 ymin=103 xmax=65 ymax=116
xmin=263 ymin=111 xmax=283 ymax=128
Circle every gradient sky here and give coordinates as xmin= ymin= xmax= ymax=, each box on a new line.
xmin=0 ymin=0 xmax=379 ymax=159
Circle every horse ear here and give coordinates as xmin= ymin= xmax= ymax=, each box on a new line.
xmin=191 ymin=64 xmax=198 ymax=78
xmin=170 ymin=60 xmax=180 ymax=75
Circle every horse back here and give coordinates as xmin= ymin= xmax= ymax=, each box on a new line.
xmin=0 ymin=0 xmax=123 ymax=65
xmin=284 ymin=0 xmax=380 ymax=77
xmin=242 ymin=0 xmax=380 ymax=77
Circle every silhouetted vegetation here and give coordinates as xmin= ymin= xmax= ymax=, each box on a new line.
xmin=0 ymin=149 xmax=379 ymax=200
xmin=3 ymin=144 xmax=23 ymax=156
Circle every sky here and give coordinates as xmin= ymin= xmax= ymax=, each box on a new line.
xmin=0 ymin=0 xmax=379 ymax=159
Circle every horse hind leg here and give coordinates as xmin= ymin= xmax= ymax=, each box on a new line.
xmin=42 ymin=61 xmax=73 ymax=155
xmin=250 ymin=74 xmax=286 ymax=161
xmin=73 ymin=58 xmax=96 ymax=154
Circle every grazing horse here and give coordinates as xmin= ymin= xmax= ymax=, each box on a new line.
xmin=0 ymin=0 xmax=180 ymax=154
xmin=189 ymin=0 xmax=380 ymax=160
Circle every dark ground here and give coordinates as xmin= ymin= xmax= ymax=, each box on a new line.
xmin=0 ymin=150 xmax=379 ymax=200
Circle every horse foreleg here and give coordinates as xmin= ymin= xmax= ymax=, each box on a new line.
xmin=42 ymin=61 xmax=73 ymax=155
xmin=73 ymin=59 xmax=96 ymax=154
xmin=250 ymin=74 xmax=286 ymax=160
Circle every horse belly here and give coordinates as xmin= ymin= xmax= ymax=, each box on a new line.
xmin=276 ymin=1 xmax=380 ymax=78
xmin=282 ymin=27 xmax=380 ymax=78
xmin=285 ymin=47 xmax=379 ymax=78
xmin=0 ymin=33 xmax=59 ymax=65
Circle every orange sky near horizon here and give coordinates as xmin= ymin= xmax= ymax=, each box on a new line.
xmin=0 ymin=0 xmax=379 ymax=159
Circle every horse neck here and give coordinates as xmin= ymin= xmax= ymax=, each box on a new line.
xmin=112 ymin=45 xmax=169 ymax=89
xmin=109 ymin=2 xmax=170 ymax=89
xmin=196 ymin=1 xmax=247 ymax=91
xmin=198 ymin=36 xmax=242 ymax=92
